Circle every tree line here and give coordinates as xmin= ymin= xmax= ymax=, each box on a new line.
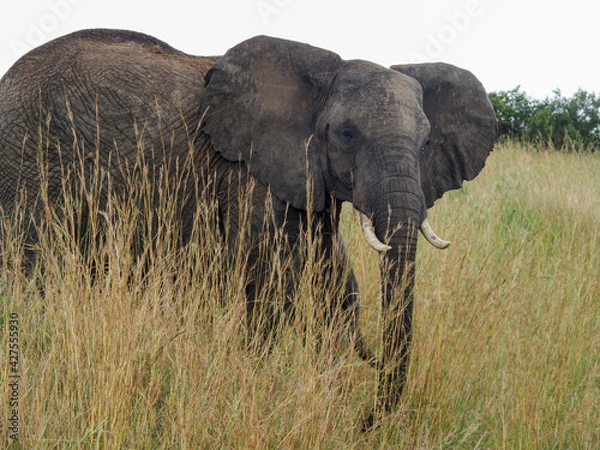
xmin=488 ymin=87 xmax=600 ymax=151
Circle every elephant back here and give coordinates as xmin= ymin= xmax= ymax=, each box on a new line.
xmin=0 ymin=29 xmax=216 ymax=218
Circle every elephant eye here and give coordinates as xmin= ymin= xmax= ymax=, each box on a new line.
xmin=338 ymin=124 xmax=359 ymax=148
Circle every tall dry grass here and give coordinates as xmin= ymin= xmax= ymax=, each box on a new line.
xmin=1 ymin=142 xmax=599 ymax=448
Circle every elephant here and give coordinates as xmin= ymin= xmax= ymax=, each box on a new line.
xmin=0 ymin=29 xmax=497 ymax=418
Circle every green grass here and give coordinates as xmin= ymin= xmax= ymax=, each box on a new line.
xmin=1 ymin=142 xmax=599 ymax=448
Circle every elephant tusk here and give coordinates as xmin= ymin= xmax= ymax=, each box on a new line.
xmin=359 ymin=213 xmax=391 ymax=252
xmin=360 ymin=214 xmax=450 ymax=251
xmin=420 ymin=219 xmax=451 ymax=249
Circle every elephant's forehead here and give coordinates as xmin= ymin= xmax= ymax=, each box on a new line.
xmin=334 ymin=60 xmax=422 ymax=107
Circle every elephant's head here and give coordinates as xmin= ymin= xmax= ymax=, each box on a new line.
xmin=200 ymin=36 xmax=497 ymax=410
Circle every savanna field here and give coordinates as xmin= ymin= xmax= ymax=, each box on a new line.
xmin=1 ymin=142 xmax=599 ymax=448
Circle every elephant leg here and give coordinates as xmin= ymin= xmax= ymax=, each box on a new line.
xmin=245 ymin=278 xmax=277 ymax=350
xmin=246 ymin=264 xmax=281 ymax=351
xmin=243 ymin=222 xmax=297 ymax=353
xmin=331 ymin=231 xmax=379 ymax=367
xmin=344 ymin=270 xmax=379 ymax=368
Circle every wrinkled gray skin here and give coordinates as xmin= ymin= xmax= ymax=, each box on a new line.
xmin=0 ymin=29 xmax=497 ymax=417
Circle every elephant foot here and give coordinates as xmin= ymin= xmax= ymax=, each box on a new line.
xmin=353 ymin=334 xmax=382 ymax=369
xmin=359 ymin=408 xmax=388 ymax=432
xmin=360 ymin=411 xmax=377 ymax=432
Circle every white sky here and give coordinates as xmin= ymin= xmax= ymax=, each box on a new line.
xmin=0 ymin=0 xmax=598 ymax=99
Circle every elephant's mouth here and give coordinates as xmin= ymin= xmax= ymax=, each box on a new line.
xmin=359 ymin=212 xmax=450 ymax=252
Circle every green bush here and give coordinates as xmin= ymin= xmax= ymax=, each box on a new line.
xmin=489 ymin=87 xmax=600 ymax=151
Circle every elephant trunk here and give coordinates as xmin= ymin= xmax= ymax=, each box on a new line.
xmin=362 ymin=163 xmax=426 ymax=414
xmin=377 ymin=220 xmax=419 ymax=412
xmin=359 ymin=208 xmax=450 ymax=410
xmin=353 ymin=141 xmax=443 ymax=413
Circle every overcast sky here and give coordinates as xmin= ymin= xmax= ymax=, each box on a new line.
xmin=0 ymin=0 xmax=597 ymax=99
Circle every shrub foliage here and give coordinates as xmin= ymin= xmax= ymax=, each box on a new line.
xmin=489 ymin=87 xmax=600 ymax=150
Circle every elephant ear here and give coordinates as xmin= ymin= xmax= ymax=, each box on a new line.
xmin=200 ymin=35 xmax=343 ymax=211
xmin=391 ymin=63 xmax=498 ymax=208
